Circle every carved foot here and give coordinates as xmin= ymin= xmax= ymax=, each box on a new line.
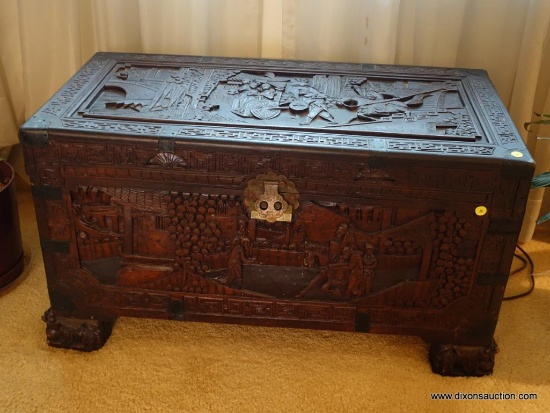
xmin=41 ymin=308 xmax=114 ymax=352
xmin=429 ymin=339 xmax=498 ymax=377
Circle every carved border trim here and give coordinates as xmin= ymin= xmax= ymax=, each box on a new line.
xmin=57 ymin=120 xmax=496 ymax=155
xmin=42 ymin=57 xmax=113 ymax=117
xmin=372 ymin=64 xmax=472 ymax=77
xmin=468 ymin=77 xmax=519 ymax=145
xmin=61 ymin=119 xmax=163 ymax=135
xmin=176 ymin=127 xmax=370 ymax=148
xmin=211 ymin=57 xmax=361 ymax=70
xmin=386 ymin=141 xmax=495 ymax=155
xmin=110 ymin=53 xmax=361 ymax=70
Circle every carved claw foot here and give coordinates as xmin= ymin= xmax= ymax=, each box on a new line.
xmin=429 ymin=339 xmax=498 ymax=376
xmin=41 ymin=308 xmax=114 ymax=352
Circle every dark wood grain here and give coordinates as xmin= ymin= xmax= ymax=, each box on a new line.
xmin=20 ymin=52 xmax=534 ymax=376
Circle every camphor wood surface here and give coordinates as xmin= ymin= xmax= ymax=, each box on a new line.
xmin=21 ymin=52 xmax=534 ymax=376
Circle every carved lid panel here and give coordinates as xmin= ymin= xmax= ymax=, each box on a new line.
xmin=23 ymin=52 xmax=531 ymax=158
xmin=77 ymin=63 xmax=479 ymax=141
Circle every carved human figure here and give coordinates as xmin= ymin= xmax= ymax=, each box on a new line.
xmin=329 ymin=222 xmax=355 ymax=261
xmin=298 ymin=223 xmax=360 ymax=299
xmin=322 ymin=247 xmax=354 ymax=298
xmin=225 ymin=236 xmax=250 ymax=289
xmin=361 ymin=243 xmax=377 ymax=294
xmin=237 ymin=215 xmax=248 ymax=238
xmin=345 ymin=247 xmax=364 ymax=298
xmin=303 ymin=242 xmax=330 ymax=268
xmin=289 ymin=219 xmax=306 ymax=246
xmin=356 ymin=91 xmax=408 ymax=120
xmin=296 ymin=243 xmax=330 ymax=299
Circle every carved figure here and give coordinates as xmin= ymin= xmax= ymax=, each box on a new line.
xmin=361 ymin=243 xmax=377 ymax=295
xmin=298 ymin=222 xmax=374 ymax=300
xmin=295 ymin=243 xmax=329 ymax=298
xmin=321 ymin=262 xmax=349 ymax=297
xmin=345 ymin=247 xmax=365 ymax=298
xmin=358 ymin=92 xmax=408 ymax=118
xmin=224 ymin=236 xmax=250 ymax=289
xmin=322 ymin=246 xmax=370 ymax=298
xmin=329 ymin=222 xmax=356 ymax=261
xmin=289 ymin=219 xmax=306 ymax=247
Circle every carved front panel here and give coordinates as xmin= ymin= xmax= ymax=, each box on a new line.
xmin=62 ymin=184 xmax=486 ymax=323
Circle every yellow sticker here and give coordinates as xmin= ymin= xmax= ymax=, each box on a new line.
xmin=511 ymin=151 xmax=523 ymax=158
xmin=475 ymin=206 xmax=488 ymax=216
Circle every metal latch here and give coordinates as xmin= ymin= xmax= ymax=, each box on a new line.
xmin=244 ymin=172 xmax=299 ymax=223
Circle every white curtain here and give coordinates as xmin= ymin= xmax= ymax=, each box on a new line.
xmin=1 ymin=0 xmax=549 ymax=239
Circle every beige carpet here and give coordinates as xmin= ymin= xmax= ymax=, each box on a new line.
xmin=1 ymin=185 xmax=549 ymax=413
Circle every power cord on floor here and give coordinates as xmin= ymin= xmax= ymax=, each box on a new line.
xmin=503 ymin=244 xmax=535 ymax=300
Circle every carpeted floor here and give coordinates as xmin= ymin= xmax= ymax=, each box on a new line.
xmin=1 ymin=184 xmax=549 ymax=413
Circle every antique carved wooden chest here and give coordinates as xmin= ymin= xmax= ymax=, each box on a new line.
xmin=20 ymin=52 xmax=533 ymax=376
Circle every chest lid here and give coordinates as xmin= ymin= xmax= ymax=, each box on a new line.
xmin=20 ymin=52 xmax=531 ymax=161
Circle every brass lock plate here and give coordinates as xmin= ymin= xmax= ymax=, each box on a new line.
xmin=244 ymin=172 xmax=299 ymax=222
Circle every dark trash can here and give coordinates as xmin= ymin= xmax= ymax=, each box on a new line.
xmin=0 ymin=160 xmax=24 ymax=289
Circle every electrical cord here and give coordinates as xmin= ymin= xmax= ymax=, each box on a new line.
xmin=503 ymin=244 xmax=535 ymax=300
xmin=509 ymin=252 xmax=527 ymax=275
